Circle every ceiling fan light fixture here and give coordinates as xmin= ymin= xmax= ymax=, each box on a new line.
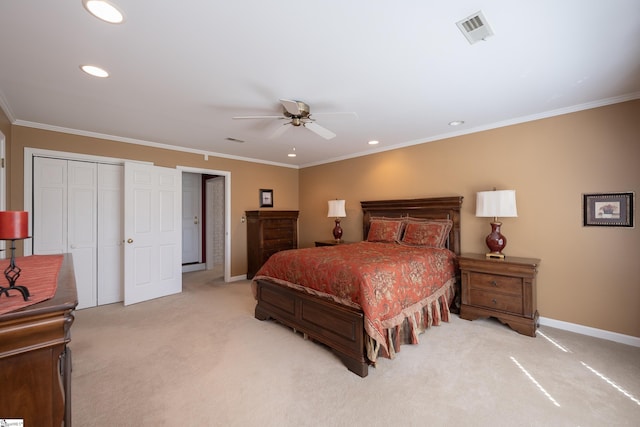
xmin=83 ymin=0 xmax=125 ymax=24
xmin=80 ymin=64 xmax=109 ymax=78
xmin=234 ymin=99 xmax=350 ymax=140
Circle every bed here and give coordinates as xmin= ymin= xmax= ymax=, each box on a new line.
xmin=252 ymin=196 xmax=463 ymax=377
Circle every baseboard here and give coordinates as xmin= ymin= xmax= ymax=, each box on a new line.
xmin=229 ymin=273 xmax=248 ymax=282
xmin=182 ymin=263 xmax=206 ymax=273
xmin=539 ymin=316 xmax=640 ymax=348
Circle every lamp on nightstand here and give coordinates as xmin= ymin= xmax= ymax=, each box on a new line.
xmin=475 ymin=189 xmax=517 ymax=259
xmin=0 ymin=211 xmax=31 ymax=300
xmin=327 ymin=199 xmax=346 ymax=242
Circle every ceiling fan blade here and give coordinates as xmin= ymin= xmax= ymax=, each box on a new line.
xmin=279 ymin=99 xmax=302 ymax=116
xmin=269 ymin=123 xmax=291 ymax=139
xmin=304 ymin=122 xmax=336 ymax=140
xmin=232 ymin=115 xmax=283 ymax=120
xmin=311 ymin=112 xmax=359 ymax=119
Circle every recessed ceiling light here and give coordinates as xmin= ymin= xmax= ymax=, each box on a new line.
xmin=448 ymin=120 xmax=465 ymax=126
xmin=368 ymin=140 xmax=379 ymax=145
xmin=82 ymin=0 xmax=125 ymax=24
xmin=81 ymin=65 xmax=109 ymax=78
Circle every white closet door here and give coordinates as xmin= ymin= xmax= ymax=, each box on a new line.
xmin=68 ymin=161 xmax=98 ymax=309
xmin=33 ymin=157 xmax=67 ymax=255
xmin=124 ymin=162 xmax=182 ymax=305
xmin=182 ymin=172 xmax=201 ymax=264
xmin=97 ymin=164 xmax=124 ymax=305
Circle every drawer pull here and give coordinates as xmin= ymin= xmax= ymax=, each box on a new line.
xmin=490 ymin=280 xmax=497 ymax=287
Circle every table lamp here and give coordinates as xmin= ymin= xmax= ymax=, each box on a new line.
xmin=327 ymin=200 xmax=346 ymax=242
xmin=0 ymin=211 xmax=31 ymax=300
xmin=475 ymin=190 xmax=517 ymax=259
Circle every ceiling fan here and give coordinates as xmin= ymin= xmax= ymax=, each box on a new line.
xmin=233 ymin=99 xmax=356 ymax=140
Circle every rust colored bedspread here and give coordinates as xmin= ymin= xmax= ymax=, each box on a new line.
xmin=253 ymin=241 xmax=456 ymax=361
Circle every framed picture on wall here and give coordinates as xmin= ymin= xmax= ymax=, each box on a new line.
xmin=583 ymin=192 xmax=634 ymax=227
xmin=259 ymin=189 xmax=273 ymax=208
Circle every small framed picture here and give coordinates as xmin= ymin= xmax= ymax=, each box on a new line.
xmin=259 ymin=189 xmax=273 ymax=208
xmin=583 ymin=192 xmax=634 ymax=227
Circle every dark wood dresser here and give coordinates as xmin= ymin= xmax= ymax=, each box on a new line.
xmin=0 ymin=254 xmax=78 ymax=426
xmin=246 ymin=210 xmax=299 ymax=279
xmin=459 ymin=253 xmax=540 ymax=337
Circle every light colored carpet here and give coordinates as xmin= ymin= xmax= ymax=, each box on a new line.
xmin=71 ymin=270 xmax=640 ymax=426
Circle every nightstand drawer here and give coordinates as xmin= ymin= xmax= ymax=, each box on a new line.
xmin=468 ymin=272 xmax=522 ymax=296
xmin=469 ymin=289 xmax=523 ymax=314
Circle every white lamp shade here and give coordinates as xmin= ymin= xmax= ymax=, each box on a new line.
xmin=327 ymin=200 xmax=346 ymax=218
xmin=475 ymin=190 xmax=518 ymax=218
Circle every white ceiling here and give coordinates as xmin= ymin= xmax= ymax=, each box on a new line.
xmin=1 ymin=1 xmax=639 ymax=168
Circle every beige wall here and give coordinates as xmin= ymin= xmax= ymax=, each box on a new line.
xmin=8 ymin=126 xmax=299 ymax=277
xmin=300 ymin=100 xmax=640 ymax=338
xmin=4 ymin=101 xmax=639 ymax=338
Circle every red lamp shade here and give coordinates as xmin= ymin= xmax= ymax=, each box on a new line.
xmin=0 ymin=211 xmax=29 ymax=240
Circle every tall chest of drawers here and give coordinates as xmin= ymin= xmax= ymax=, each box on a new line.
xmin=246 ymin=210 xmax=299 ymax=279
xmin=459 ymin=253 xmax=540 ymax=337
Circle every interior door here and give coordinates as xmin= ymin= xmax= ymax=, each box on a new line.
xmin=124 ymin=162 xmax=182 ymax=305
xmin=181 ymin=172 xmax=201 ymax=264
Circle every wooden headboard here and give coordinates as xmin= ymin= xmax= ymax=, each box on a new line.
xmin=361 ymin=196 xmax=463 ymax=255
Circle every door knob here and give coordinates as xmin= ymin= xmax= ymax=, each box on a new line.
xmin=127 ymin=238 xmax=134 ymax=244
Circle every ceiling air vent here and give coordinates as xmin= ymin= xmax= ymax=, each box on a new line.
xmin=225 ymin=137 xmax=245 ymax=143
xmin=456 ymin=11 xmax=494 ymax=44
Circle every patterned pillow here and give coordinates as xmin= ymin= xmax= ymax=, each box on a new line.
xmin=366 ymin=219 xmax=404 ymax=243
xmin=398 ymin=219 xmax=452 ymax=248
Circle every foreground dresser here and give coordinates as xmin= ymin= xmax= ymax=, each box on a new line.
xmin=0 ymin=254 xmax=78 ymax=426
xmin=246 ymin=210 xmax=299 ymax=279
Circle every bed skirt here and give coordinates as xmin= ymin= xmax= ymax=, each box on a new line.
xmin=367 ymin=278 xmax=454 ymax=362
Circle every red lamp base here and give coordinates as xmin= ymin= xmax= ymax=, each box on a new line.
xmin=332 ymin=218 xmax=343 ymax=242
xmin=485 ymin=221 xmax=506 ymax=259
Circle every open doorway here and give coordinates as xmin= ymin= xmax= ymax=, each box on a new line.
xmin=179 ymin=166 xmax=231 ymax=282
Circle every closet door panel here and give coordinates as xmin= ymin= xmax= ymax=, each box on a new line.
xmin=33 ymin=158 xmax=67 ymax=255
xmin=68 ymin=161 xmax=98 ymax=309
xmin=97 ymin=164 xmax=124 ymax=305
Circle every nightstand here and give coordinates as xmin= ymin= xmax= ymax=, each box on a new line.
xmin=314 ymin=240 xmax=354 ymax=247
xmin=459 ymin=253 xmax=540 ymax=337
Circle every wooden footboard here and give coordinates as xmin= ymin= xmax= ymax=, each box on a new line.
xmin=254 ymin=278 xmax=369 ymax=377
